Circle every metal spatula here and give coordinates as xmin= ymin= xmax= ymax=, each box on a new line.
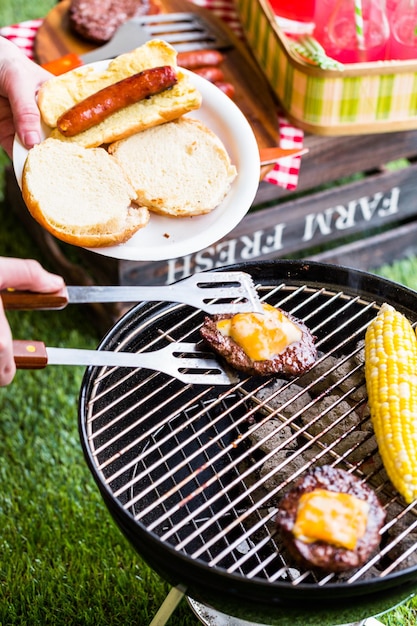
xmin=141 ymin=12 xmax=231 ymax=50
xmin=89 ymin=13 xmax=231 ymax=63
xmin=2 ymin=271 xmax=263 ymax=315
xmin=82 ymin=12 xmax=231 ymax=63
xmin=45 ymin=12 xmax=232 ymax=74
xmin=13 ymin=340 xmax=236 ymax=386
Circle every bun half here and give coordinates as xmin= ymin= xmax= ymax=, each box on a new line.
xmin=22 ymin=138 xmax=149 ymax=247
xmin=109 ymin=117 xmax=237 ymax=217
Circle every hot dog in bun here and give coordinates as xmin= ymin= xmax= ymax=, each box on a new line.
xmin=38 ymin=40 xmax=202 ymax=147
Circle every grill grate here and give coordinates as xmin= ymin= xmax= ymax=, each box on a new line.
xmin=83 ymin=277 xmax=417 ymax=590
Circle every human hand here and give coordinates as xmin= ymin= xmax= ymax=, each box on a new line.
xmin=0 ymin=37 xmax=51 ymax=159
xmin=0 ymin=258 xmax=64 ymax=386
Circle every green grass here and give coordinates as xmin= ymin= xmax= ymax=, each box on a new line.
xmin=1 ymin=1 xmax=417 ymax=623
xmin=0 ymin=199 xmax=199 ymax=625
xmin=0 ymin=171 xmax=199 ymax=623
xmin=0 ymin=3 xmax=199 ymax=623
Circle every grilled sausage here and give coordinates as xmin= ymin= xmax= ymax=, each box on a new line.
xmin=193 ymin=66 xmax=225 ymax=83
xmin=57 ymin=65 xmax=178 ymax=137
xmin=214 ymin=81 xmax=235 ymax=99
xmin=177 ymin=49 xmax=224 ymax=69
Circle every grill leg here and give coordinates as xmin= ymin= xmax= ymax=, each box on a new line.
xmin=149 ymin=586 xmax=186 ymax=626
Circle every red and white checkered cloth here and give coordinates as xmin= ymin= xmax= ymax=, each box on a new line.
xmin=0 ymin=19 xmax=42 ymax=60
xmin=192 ymin=0 xmax=244 ymax=37
xmin=265 ymin=117 xmax=304 ymax=189
xmin=0 ymin=0 xmax=304 ymax=190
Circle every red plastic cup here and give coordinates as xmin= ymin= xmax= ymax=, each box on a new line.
xmin=269 ymin=0 xmax=315 ymax=22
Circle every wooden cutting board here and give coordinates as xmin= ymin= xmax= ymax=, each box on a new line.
xmin=34 ymin=0 xmax=279 ymax=153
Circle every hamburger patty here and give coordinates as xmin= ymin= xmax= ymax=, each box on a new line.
xmin=69 ymin=0 xmax=151 ymax=44
xmin=199 ymin=309 xmax=317 ymax=376
xmin=276 ymin=465 xmax=386 ymax=573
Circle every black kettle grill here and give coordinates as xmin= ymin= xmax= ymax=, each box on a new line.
xmin=78 ymin=261 xmax=417 ymax=625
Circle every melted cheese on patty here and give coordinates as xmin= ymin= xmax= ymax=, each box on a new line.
xmin=216 ymin=303 xmax=302 ymax=361
xmin=292 ymin=488 xmax=370 ymax=550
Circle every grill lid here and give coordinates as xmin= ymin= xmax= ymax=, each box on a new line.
xmin=79 ymin=260 xmax=417 ymax=608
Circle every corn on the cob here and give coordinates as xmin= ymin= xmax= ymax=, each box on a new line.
xmin=364 ymin=303 xmax=417 ymax=504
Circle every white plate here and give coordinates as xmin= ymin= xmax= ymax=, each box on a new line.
xmin=13 ymin=63 xmax=260 ymax=262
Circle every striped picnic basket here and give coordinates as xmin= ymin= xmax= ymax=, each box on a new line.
xmin=234 ymin=0 xmax=417 ymax=135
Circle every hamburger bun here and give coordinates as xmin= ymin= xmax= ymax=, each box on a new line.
xmin=22 ymin=138 xmax=149 ymax=247
xmin=109 ymin=117 xmax=237 ymax=217
xmin=37 ymin=40 xmax=202 ymax=148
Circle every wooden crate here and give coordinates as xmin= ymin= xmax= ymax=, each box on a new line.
xmin=7 ymin=127 xmax=417 ymax=326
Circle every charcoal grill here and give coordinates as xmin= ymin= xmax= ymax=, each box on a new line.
xmin=78 ymin=260 xmax=417 ymax=625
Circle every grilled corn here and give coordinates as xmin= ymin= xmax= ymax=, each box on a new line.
xmin=364 ymin=303 xmax=417 ymax=504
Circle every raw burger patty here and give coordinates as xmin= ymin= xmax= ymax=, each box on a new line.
xmin=68 ymin=0 xmax=151 ymax=44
